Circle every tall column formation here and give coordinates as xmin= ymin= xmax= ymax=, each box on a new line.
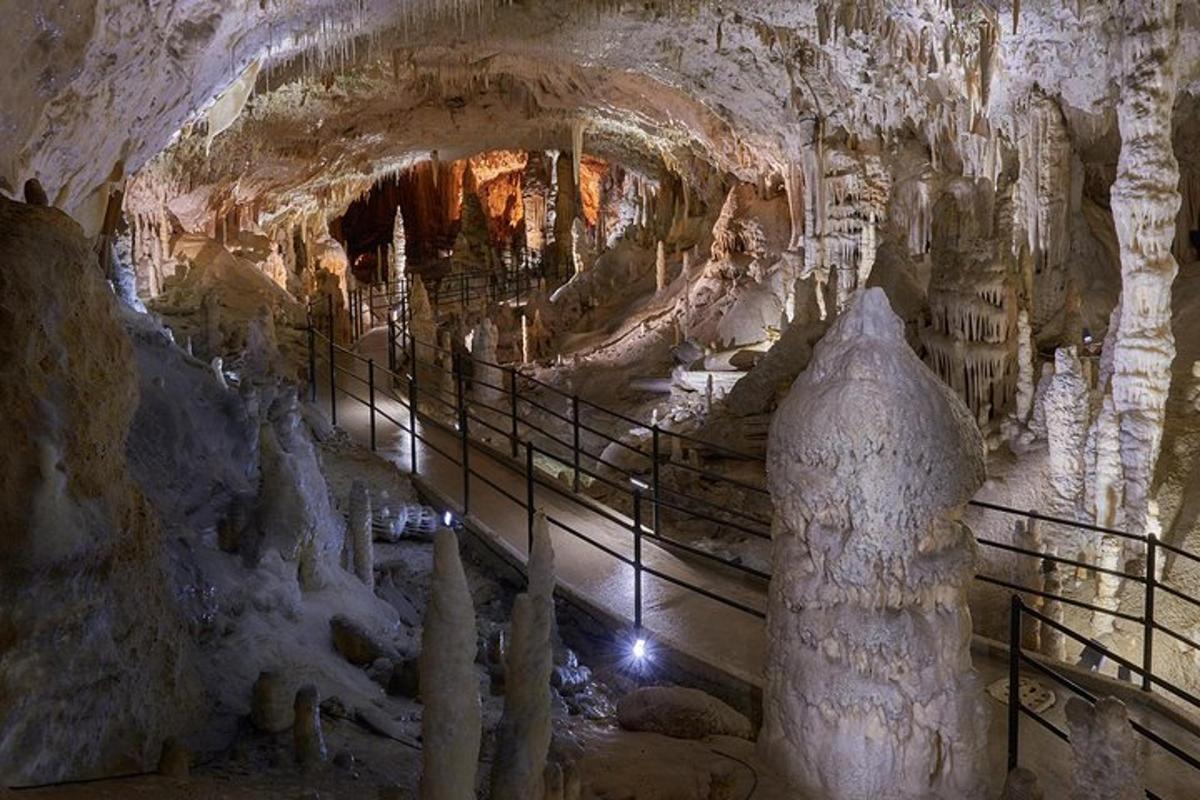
xmin=1107 ymin=0 xmax=1182 ymax=538
xmin=1043 ymin=348 xmax=1090 ymax=527
xmin=471 ymin=317 xmax=503 ymax=410
xmin=553 ymin=153 xmax=577 ymax=275
xmin=761 ymin=288 xmax=987 ymax=798
xmin=409 ymin=275 xmax=437 ymax=379
xmin=392 ymin=206 xmax=407 ymax=281
xmin=522 ymin=153 xmax=552 ymax=264
xmin=419 ymin=530 xmax=481 ymax=800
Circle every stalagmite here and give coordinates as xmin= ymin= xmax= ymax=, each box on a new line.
xmin=570 ymin=217 xmax=593 ymax=275
xmin=761 ymin=288 xmax=987 ymax=798
xmin=521 ymin=314 xmax=530 ymax=364
xmin=571 ymin=119 xmax=585 ymax=193
xmin=419 ymin=529 xmax=481 ymax=800
xmin=349 ymin=480 xmax=373 ymax=590
xmin=528 ymin=510 xmax=555 ymax=602
xmin=392 ymin=206 xmax=407 ymax=280
xmin=1092 ymin=394 xmax=1126 ymax=627
xmin=409 ymin=275 xmax=437 ymax=374
xmin=489 ymin=593 xmax=553 ymax=800
xmin=1107 ymin=0 xmax=1182 ymax=539
xmin=1001 ymin=767 xmax=1044 ymax=800
xmin=1043 ymin=348 xmax=1090 ymax=537
xmin=1064 ymin=697 xmax=1144 ymax=800
xmin=1014 ymin=310 xmax=1035 ymax=423
xmin=554 ymin=153 xmax=577 ymax=273
xmin=251 ymin=670 xmax=292 ymax=733
xmin=293 ymin=685 xmax=327 ymax=769
xmin=1040 ymin=567 xmax=1067 ymax=661
xmin=655 ymin=241 xmax=667 ymax=292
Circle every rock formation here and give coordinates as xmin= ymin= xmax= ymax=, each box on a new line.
xmin=491 ymin=511 xmax=555 ymax=800
xmin=419 ymin=529 xmax=481 ymax=799
xmin=1064 ymin=697 xmax=1144 ymax=800
xmin=348 ymin=480 xmax=374 ymax=589
xmin=1106 ymin=0 xmax=1183 ymax=539
xmin=761 ymin=288 xmax=987 ymax=798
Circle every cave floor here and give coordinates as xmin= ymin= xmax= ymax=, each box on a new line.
xmin=298 ymin=326 xmax=1200 ymax=797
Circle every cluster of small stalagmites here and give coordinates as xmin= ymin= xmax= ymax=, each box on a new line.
xmin=761 ymin=289 xmax=987 ymax=799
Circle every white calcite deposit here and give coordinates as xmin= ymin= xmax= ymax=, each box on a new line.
xmin=761 ymin=288 xmax=987 ymax=799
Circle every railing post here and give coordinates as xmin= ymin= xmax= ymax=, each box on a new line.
xmin=572 ymin=395 xmax=581 ymax=493
xmin=368 ymin=358 xmax=377 ymax=452
xmin=1143 ymin=534 xmax=1157 ymax=692
xmin=633 ymin=490 xmax=643 ymax=630
xmin=387 ymin=315 xmax=396 ymax=372
xmin=1007 ymin=595 xmax=1022 ymax=771
xmin=509 ymin=368 xmax=520 ymax=459
xmin=526 ymin=442 xmax=535 ymax=555
xmin=408 ymin=368 xmax=419 ymax=476
xmin=327 ymin=294 xmax=337 ymax=426
xmin=458 ymin=364 xmax=469 ymax=515
xmin=651 ymin=425 xmax=661 ymax=533
xmin=307 ymin=323 xmax=316 ymax=402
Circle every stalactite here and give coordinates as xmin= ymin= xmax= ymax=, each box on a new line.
xmin=571 ymin=119 xmax=585 ymax=196
xmin=1107 ymin=0 xmax=1182 ymax=539
xmin=655 ymin=240 xmax=667 ymax=291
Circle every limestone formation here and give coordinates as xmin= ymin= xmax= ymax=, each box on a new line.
xmin=251 ymin=670 xmax=293 ymax=733
xmin=1043 ymin=347 xmax=1090 ymax=541
xmin=655 ymin=240 xmax=668 ymax=291
xmin=1107 ymin=0 xmax=1182 ymax=539
xmin=471 ymin=317 xmax=503 ymax=410
xmin=570 ymin=216 xmax=593 ymax=275
xmin=349 ymin=480 xmax=374 ymax=590
xmin=294 ymin=685 xmax=327 ymax=768
xmin=392 ymin=206 xmax=407 ymax=280
xmin=1014 ymin=309 xmax=1035 ymax=423
xmin=491 ymin=512 xmax=555 ymax=800
xmin=1065 ymin=697 xmax=1144 ymax=800
xmin=616 ymin=686 xmax=753 ymax=741
xmin=419 ymin=529 xmax=481 ymax=800
xmin=490 ymin=594 xmax=553 ymax=800
xmin=1000 ymin=767 xmax=1044 ymax=800
xmin=761 ymin=288 xmax=987 ymax=798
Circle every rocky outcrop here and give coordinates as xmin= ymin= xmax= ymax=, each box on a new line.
xmin=0 ymin=197 xmax=200 ymax=784
xmin=761 ymin=288 xmax=987 ymax=798
xmin=616 ymin=686 xmax=753 ymax=741
xmin=1106 ymin=0 xmax=1183 ymax=539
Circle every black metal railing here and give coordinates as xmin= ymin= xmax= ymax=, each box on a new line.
xmin=1007 ymin=596 xmax=1200 ymax=798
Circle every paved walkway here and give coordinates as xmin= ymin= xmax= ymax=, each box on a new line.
xmin=315 ymin=326 xmax=1199 ymax=798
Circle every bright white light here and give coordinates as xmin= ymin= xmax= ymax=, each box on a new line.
xmin=632 ymin=638 xmax=647 ymax=660
xmin=630 ymin=478 xmax=650 ymax=491
xmin=443 ymin=511 xmax=453 ymax=526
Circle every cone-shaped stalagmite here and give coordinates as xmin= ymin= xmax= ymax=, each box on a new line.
xmin=491 ymin=512 xmax=555 ymax=799
xmin=419 ymin=529 xmax=481 ymax=800
xmin=348 ymin=480 xmax=373 ymax=590
xmin=761 ymin=289 xmax=987 ymax=798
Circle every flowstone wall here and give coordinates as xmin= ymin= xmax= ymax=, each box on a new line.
xmin=0 ymin=197 xmax=200 ymax=784
xmin=761 ymin=288 xmax=987 ymax=799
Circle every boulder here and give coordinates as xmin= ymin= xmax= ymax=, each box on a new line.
xmin=615 ymin=686 xmax=752 ymax=740
xmin=330 ymin=615 xmax=392 ymax=666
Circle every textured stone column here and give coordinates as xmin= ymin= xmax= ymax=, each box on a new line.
xmin=1108 ymin=0 xmax=1181 ymax=538
xmin=761 ymin=288 xmax=987 ymax=798
xmin=419 ymin=530 xmax=480 ymax=799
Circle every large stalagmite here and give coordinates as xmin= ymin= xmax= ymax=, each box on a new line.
xmin=761 ymin=288 xmax=987 ymax=798
xmin=419 ymin=530 xmax=481 ymax=800
xmin=1107 ymin=0 xmax=1182 ymax=538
